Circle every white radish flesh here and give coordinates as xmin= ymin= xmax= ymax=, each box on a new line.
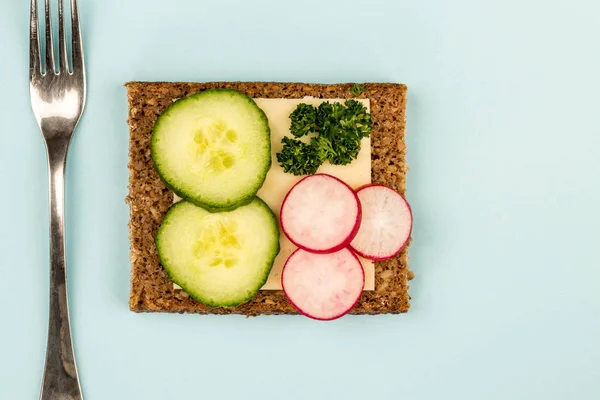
xmin=280 ymin=174 xmax=361 ymax=253
xmin=282 ymin=248 xmax=364 ymax=320
xmin=350 ymin=185 xmax=412 ymax=261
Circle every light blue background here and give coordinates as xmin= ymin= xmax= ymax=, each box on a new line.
xmin=1 ymin=0 xmax=599 ymax=399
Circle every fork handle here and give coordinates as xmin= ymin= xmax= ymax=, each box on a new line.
xmin=40 ymin=137 xmax=82 ymax=400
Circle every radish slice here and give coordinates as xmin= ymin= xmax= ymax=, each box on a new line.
xmin=282 ymin=248 xmax=364 ymax=320
xmin=350 ymin=185 xmax=412 ymax=261
xmin=280 ymin=174 xmax=361 ymax=254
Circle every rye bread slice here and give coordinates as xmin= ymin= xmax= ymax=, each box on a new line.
xmin=125 ymin=82 xmax=412 ymax=315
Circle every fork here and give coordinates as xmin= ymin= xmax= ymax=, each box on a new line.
xmin=30 ymin=0 xmax=86 ymax=399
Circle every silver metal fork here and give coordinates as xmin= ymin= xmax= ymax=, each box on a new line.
xmin=30 ymin=0 xmax=86 ymax=399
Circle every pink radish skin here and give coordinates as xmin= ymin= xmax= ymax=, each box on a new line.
xmin=280 ymin=174 xmax=361 ymax=254
xmin=282 ymin=248 xmax=364 ymax=321
xmin=350 ymin=184 xmax=413 ymax=261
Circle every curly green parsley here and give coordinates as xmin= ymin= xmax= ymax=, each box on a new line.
xmin=276 ymin=99 xmax=373 ymax=175
xmin=351 ymin=83 xmax=366 ymax=97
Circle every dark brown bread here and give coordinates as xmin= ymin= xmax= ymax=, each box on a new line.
xmin=125 ymin=82 xmax=412 ymax=315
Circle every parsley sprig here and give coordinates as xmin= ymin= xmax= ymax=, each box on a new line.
xmin=351 ymin=83 xmax=366 ymax=96
xmin=276 ymin=99 xmax=373 ymax=176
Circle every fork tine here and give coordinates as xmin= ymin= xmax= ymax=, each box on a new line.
xmin=44 ymin=0 xmax=55 ymax=74
xmin=58 ymin=0 xmax=68 ymax=73
xmin=71 ymin=0 xmax=84 ymax=72
xmin=30 ymin=0 xmax=41 ymax=78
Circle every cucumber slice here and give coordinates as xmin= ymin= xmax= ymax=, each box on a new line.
xmin=151 ymin=89 xmax=271 ymax=211
xmin=156 ymin=198 xmax=280 ymax=307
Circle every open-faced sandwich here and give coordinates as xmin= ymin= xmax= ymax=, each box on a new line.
xmin=126 ymin=82 xmax=412 ymax=319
